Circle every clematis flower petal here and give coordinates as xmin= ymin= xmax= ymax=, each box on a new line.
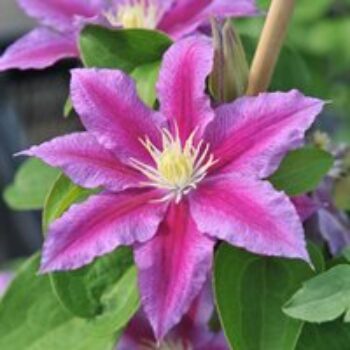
xmin=174 ymin=281 xmax=228 ymax=349
xmin=118 ymin=310 xmax=155 ymax=349
xmin=317 ymin=209 xmax=350 ymax=256
xmin=0 ymin=28 xmax=78 ymax=71
xmin=18 ymin=0 xmax=104 ymax=31
xmin=119 ymin=281 xmax=229 ymax=349
xmin=0 ymin=272 xmax=13 ymax=297
xmin=205 ymin=90 xmax=324 ymax=178
xmin=71 ymin=68 xmax=164 ymax=162
xmin=201 ymin=334 xmax=230 ymax=350
xmin=41 ymin=189 xmax=167 ymax=272
xmin=159 ymin=0 xmax=258 ymax=39
xmin=184 ymin=279 xmax=214 ymax=327
xmin=134 ymin=200 xmax=215 ymax=340
xmin=190 ymin=175 xmax=309 ymax=261
xmin=313 ymin=179 xmax=350 ymax=255
xmin=19 ymin=132 xmax=141 ymax=192
xmin=157 ymin=35 xmax=215 ymax=142
xmin=291 ymin=195 xmax=317 ymax=222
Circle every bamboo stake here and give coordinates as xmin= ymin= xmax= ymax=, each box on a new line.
xmin=246 ymin=0 xmax=295 ymax=95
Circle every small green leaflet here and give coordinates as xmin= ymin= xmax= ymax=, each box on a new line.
xmin=80 ymin=25 xmax=172 ymax=72
xmin=284 ymin=264 xmax=350 ymax=323
xmin=4 ymin=158 xmax=60 ymax=210
xmin=131 ymin=61 xmax=160 ymax=107
xmin=269 ymin=147 xmax=333 ymax=196
xmin=42 ymin=174 xmax=96 ymax=233
xmin=0 ymin=255 xmax=116 ymax=350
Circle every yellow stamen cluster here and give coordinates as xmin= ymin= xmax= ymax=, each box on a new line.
xmin=130 ymin=128 xmax=217 ymax=202
xmin=105 ymin=0 xmax=158 ymax=29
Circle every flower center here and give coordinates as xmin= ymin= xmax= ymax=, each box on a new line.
xmin=130 ymin=128 xmax=217 ymax=202
xmin=105 ymin=0 xmax=158 ymax=29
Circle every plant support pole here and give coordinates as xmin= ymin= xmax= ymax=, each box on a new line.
xmin=246 ymin=0 xmax=295 ymax=95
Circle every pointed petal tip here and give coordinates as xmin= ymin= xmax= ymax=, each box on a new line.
xmin=136 ymin=202 xmax=214 ymax=342
xmin=279 ymin=238 xmax=311 ymax=267
xmin=13 ymin=145 xmax=42 ymax=159
xmin=37 ymin=264 xmax=50 ymax=275
xmin=38 ymin=254 xmax=55 ymax=275
xmin=13 ymin=150 xmax=30 ymax=158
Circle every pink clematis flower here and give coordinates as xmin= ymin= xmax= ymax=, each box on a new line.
xmin=0 ymin=0 xmax=257 ymax=71
xmin=119 ymin=282 xmax=228 ymax=349
xmin=20 ymin=36 xmax=324 ymax=339
xmin=291 ymin=195 xmax=317 ymax=222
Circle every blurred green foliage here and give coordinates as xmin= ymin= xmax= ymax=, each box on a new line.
xmin=236 ymin=0 xmax=350 ymax=141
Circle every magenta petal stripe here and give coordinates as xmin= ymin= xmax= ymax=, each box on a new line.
xmin=205 ymin=90 xmax=324 ymax=178
xmin=18 ymin=0 xmax=103 ymax=31
xmin=159 ymin=0 xmax=258 ymax=39
xmin=0 ymin=28 xmax=78 ymax=71
xmin=201 ymin=0 xmax=259 ymax=18
xmin=190 ymin=175 xmax=310 ymax=262
xmin=135 ymin=200 xmax=215 ymax=340
xmin=19 ymin=132 xmax=141 ymax=192
xmin=41 ymin=189 xmax=167 ymax=272
xmin=71 ymin=68 xmax=164 ymax=162
xmin=157 ymin=35 xmax=215 ymax=142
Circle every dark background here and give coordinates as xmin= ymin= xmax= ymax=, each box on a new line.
xmin=0 ymin=1 xmax=80 ymax=262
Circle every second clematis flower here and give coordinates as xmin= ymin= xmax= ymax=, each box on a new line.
xmin=20 ymin=36 xmax=324 ymax=339
xmin=119 ymin=281 xmax=228 ymax=349
xmin=0 ymin=0 xmax=258 ymax=71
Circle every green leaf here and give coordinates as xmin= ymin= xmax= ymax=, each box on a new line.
xmin=343 ymin=248 xmax=350 ymax=263
xmin=283 ymin=265 xmax=350 ymax=323
xmin=0 ymin=255 xmax=116 ymax=350
xmin=296 ymin=320 xmax=350 ymax=350
xmin=240 ymin=35 xmax=311 ymax=92
xmin=42 ymin=174 xmax=96 ymax=233
xmin=293 ymin=0 xmax=331 ymax=23
xmin=43 ymin=175 xmax=138 ymax=321
xmin=214 ymin=243 xmax=323 ymax=350
xmin=87 ymin=266 xmax=139 ymax=336
xmin=51 ymin=248 xmax=134 ymax=319
xmin=269 ymin=44 xmax=311 ymax=92
xmin=131 ymin=61 xmax=160 ymax=107
xmin=269 ymin=147 xmax=333 ymax=196
xmin=4 ymin=159 xmax=60 ymax=210
xmin=80 ymin=25 xmax=172 ymax=72
xmin=290 ymin=19 xmax=350 ymax=72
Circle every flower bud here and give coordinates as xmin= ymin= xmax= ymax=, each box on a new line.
xmin=209 ymin=19 xmax=249 ymax=103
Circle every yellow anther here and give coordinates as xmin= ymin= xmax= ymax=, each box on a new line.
xmin=105 ymin=0 xmax=158 ymax=29
xmin=130 ymin=128 xmax=217 ymax=202
xmin=158 ymin=146 xmax=194 ymax=187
